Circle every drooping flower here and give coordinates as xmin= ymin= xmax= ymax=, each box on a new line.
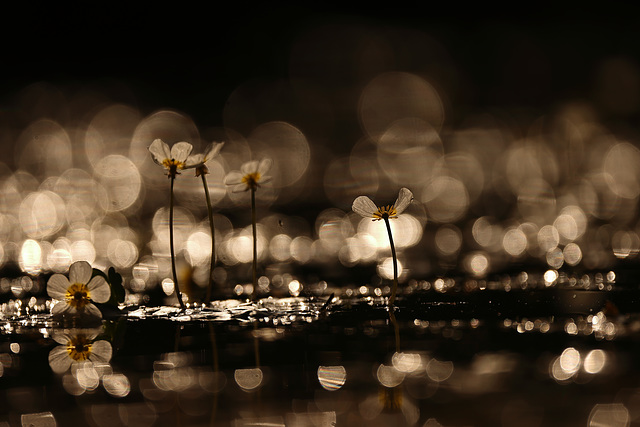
xmin=224 ymin=159 xmax=272 ymax=192
xmin=148 ymin=139 xmax=194 ymax=178
xmin=184 ymin=141 xmax=224 ymax=177
xmin=352 ymin=187 xmax=413 ymax=221
xmin=47 ymin=261 xmax=111 ymax=319
xmin=48 ymin=328 xmax=112 ymax=374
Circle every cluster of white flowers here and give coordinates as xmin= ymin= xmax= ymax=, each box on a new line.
xmin=47 ymin=140 xmax=412 ymax=319
xmin=148 ymin=138 xmax=271 ymax=189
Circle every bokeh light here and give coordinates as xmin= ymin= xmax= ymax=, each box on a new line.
xmin=317 ymin=366 xmax=347 ymax=391
xmin=1 ymin=10 xmax=640 ymax=427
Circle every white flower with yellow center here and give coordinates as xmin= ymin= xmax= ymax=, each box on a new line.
xmin=48 ymin=328 xmax=112 ymax=374
xmin=47 ymin=261 xmax=111 ymax=318
xmin=148 ymin=139 xmax=194 ymax=178
xmin=184 ymin=141 xmax=224 ymax=177
xmin=224 ymin=159 xmax=273 ymax=192
xmin=352 ymin=187 xmax=413 ymax=221
xmin=352 ymin=188 xmax=413 ymax=306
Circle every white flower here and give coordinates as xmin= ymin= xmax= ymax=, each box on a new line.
xmin=47 ymin=261 xmax=111 ymax=318
xmin=48 ymin=328 xmax=112 ymax=374
xmin=148 ymin=139 xmax=193 ymax=178
xmin=224 ymin=159 xmax=272 ymax=192
xmin=184 ymin=141 xmax=224 ymax=176
xmin=352 ymin=188 xmax=413 ymax=221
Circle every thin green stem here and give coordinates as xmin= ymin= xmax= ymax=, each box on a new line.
xmin=251 ymin=187 xmax=257 ymax=300
xmin=383 ymin=216 xmax=398 ymax=306
xmin=170 ymin=176 xmax=185 ymax=310
xmin=202 ymin=173 xmax=216 ymax=304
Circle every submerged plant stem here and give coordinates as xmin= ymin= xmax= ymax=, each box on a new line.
xmin=170 ymin=177 xmax=185 ymax=310
xmin=389 ymin=308 xmax=400 ymax=352
xmin=251 ymin=187 xmax=257 ymax=300
xmin=202 ymin=174 xmax=216 ymax=304
xmin=383 ymin=217 xmax=398 ymax=306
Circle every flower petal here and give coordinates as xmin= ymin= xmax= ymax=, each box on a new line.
xmin=87 ymin=276 xmax=110 ymax=303
xmin=184 ymin=153 xmax=204 ymax=169
xmin=232 ymin=183 xmax=249 ymax=193
xmin=260 ymin=175 xmax=272 ymax=185
xmin=51 ymin=301 xmax=70 ymax=315
xmin=257 ymin=158 xmax=272 ymax=175
xmin=171 ymin=142 xmax=193 ymax=163
xmin=48 ymin=345 xmax=72 ymax=374
xmin=90 ymin=340 xmax=113 ymax=364
xmin=47 ymin=274 xmax=70 ymax=299
xmin=394 ymin=187 xmax=414 ymax=215
xmin=204 ymin=141 xmax=224 ymax=160
xmin=52 ymin=331 xmax=73 ymax=345
xmin=241 ymin=160 xmax=260 ymax=175
xmin=78 ymin=328 xmax=101 ymax=341
xmin=148 ymin=139 xmax=170 ymax=165
xmin=69 ymin=261 xmax=92 ymax=285
xmin=83 ymin=303 xmax=103 ymax=319
xmin=352 ymin=196 xmax=378 ymax=218
xmin=224 ymin=171 xmax=243 ymax=186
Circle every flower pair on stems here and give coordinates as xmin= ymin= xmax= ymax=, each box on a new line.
xmin=352 ymin=188 xmax=413 ymax=306
xmin=149 ymin=139 xmax=224 ymax=308
xmin=149 ymin=139 xmax=271 ymax=305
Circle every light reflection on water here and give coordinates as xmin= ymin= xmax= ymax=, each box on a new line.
xmin=0 ymin=273 xmax=637 ymax=425
xmin=2 ymin=63 xmax=640 ymax=304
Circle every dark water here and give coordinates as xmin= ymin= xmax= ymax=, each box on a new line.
xmin=2 ymin=271 xmax=640 ymax=427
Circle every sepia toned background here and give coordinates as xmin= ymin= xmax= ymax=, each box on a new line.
xmin=2 ymin=5 xmax=640 ymax=427
xmin=1 ymin=4 xmax=639 ymax=300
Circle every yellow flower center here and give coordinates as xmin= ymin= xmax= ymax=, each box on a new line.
xmin=241 ymin=172 xmax=261 ymax=190
xmin=372 ymin=205 xmax=398 ymax=221
xmin=66 ymin=336 xmax=93 ymax=362
xmin=162 ymin=158 xmax=186 ymax=177
xmin=65 ymin=283 xmax=91 ymax=309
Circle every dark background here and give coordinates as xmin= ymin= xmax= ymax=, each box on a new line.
xmin=3 ymin=3 xmax=639 ymax=129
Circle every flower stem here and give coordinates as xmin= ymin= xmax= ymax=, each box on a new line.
xmin=389 ymin=308 xmax=400 ymax=352
xmin=383 ymin=217 xmax=398 ymax=306
xmin=170 ymin=176 xmax=185 ymax=310
xmin=201 ymin=173 xmax=216 ymax=305
xmin=251 ymin=187 xmax=257 ymax=300
xmin=208 ymin=322 xmax=219 ymax=424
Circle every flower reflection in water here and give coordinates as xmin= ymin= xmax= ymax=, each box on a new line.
xmin=48 ymin=327 xmax=112 ymax=374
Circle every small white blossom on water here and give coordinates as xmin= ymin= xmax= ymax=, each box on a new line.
xmin=47 ymin=261 xmax=111 ymax=318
